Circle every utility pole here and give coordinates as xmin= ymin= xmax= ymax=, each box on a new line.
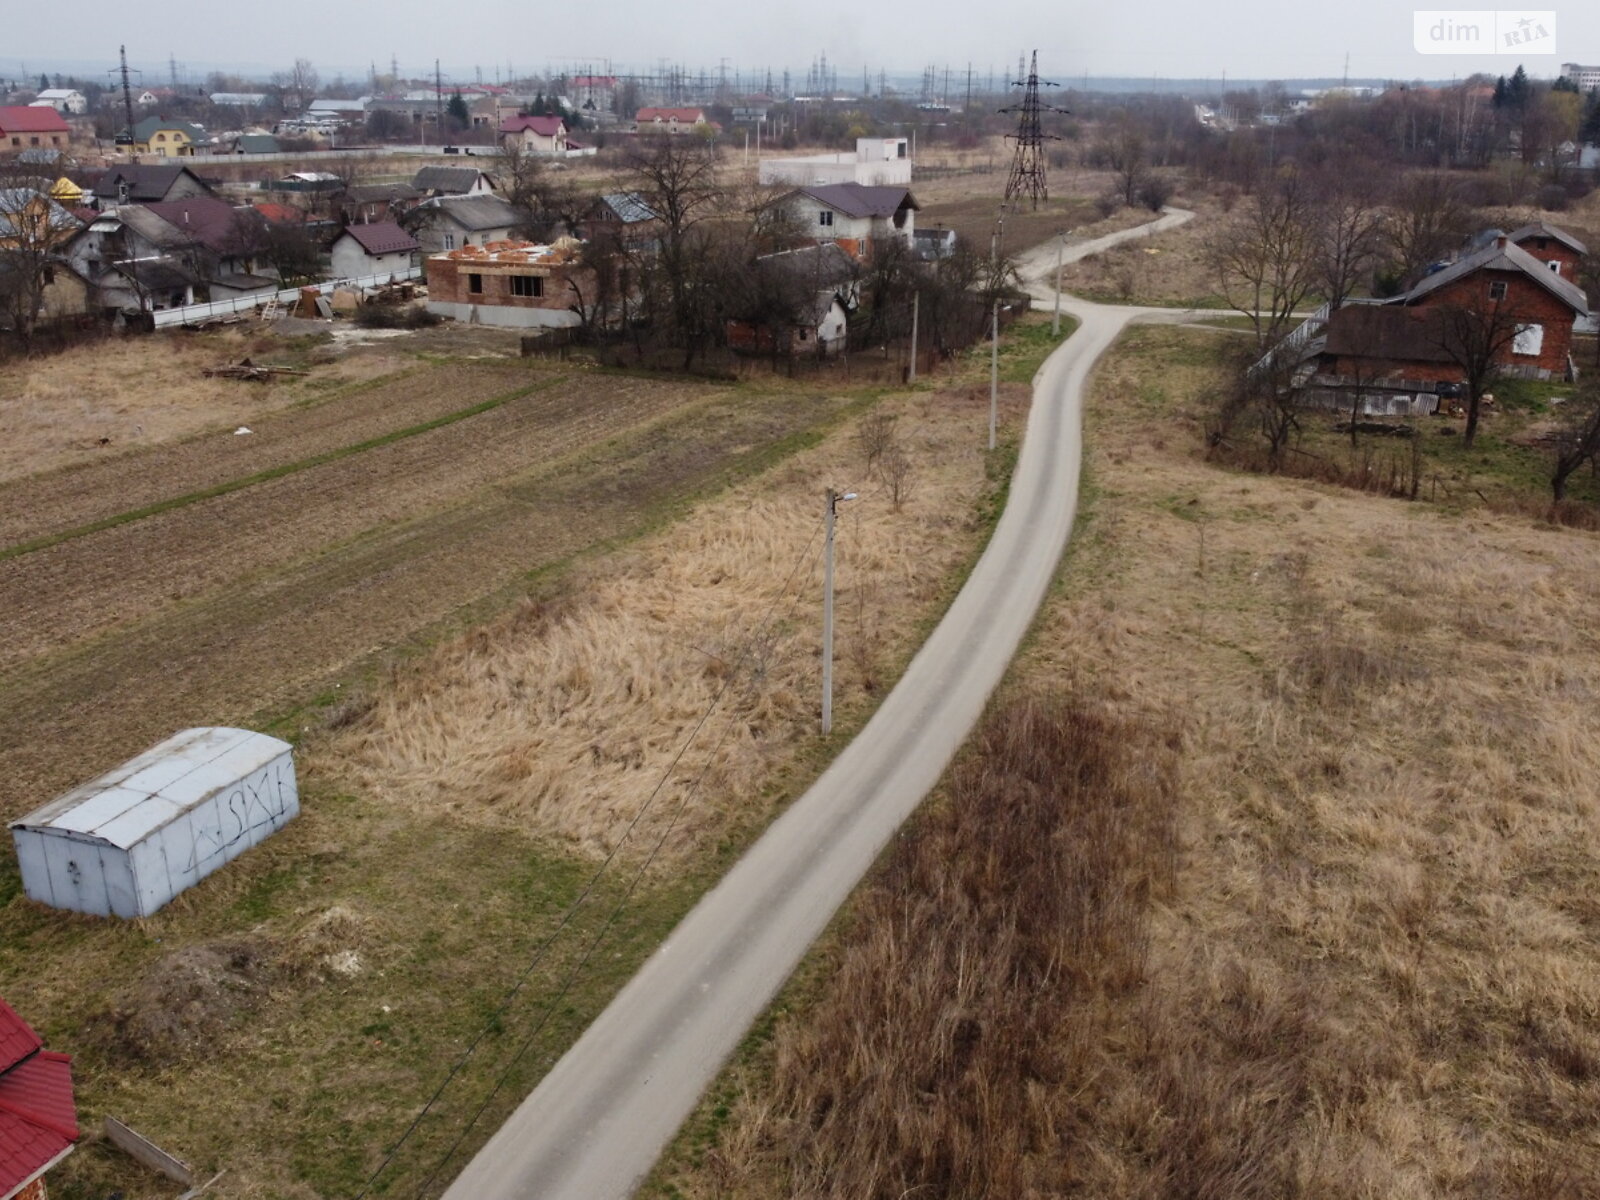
xmin=989 ymin=299 xmax=1000 ymax=451
xmin=1052 ymin=232 xmax=1064 ymax=336
xmin=435 ymin=59 xmax=443 ymax=142
xmin=908 ymin=291 xmax=919 ymax=383
xmin=821 ymin=488 xmax=856 ymax=735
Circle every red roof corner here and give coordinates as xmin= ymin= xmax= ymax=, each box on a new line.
xmin=0 ymin=998 xmax=78 ymax=1199
xmin=0 ymin=106 xmax=71 ymax=136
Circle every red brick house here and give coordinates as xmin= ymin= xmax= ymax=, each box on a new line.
xmin=0 ymin=997 xmax=78 ymax=1200
xmin=1508 ymin=221 xmax=1587 ymax=280
xmin=1316 ymin=234 xmax=1589 ymax=393
xmin=424 ymin=239 xmax=594 ymax=329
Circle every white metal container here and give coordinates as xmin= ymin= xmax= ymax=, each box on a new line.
xmin=9 ymin=727 xmax=298 ymax=918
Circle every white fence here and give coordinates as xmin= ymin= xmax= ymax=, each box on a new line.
xmin=150 ymin=265 xmax=423 ymax=328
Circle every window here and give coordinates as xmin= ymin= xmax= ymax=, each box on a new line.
xmin=818 ymin=210 xmax=833 ymax=227
xmin=42 ymin=267 xmax=54 ymax=285
xmin=156 ymin=133 xmax=165 ymax=142
xmin=1513 ymin=323 xmax=1544 ymax=356
xmin=510 ymin=274 xmax=542 ymax=298
xmin=1548 ymin=260 xmax=1562 ymax=275
xmin=442 ymin=233 xmax=455 ymax=249
xmin=467 ymin=273 xmax=483 ymax=294
xmin=1488 ymin=280 xmax=1508 ymax=301
xmin=29 ymin=136 xmax=38 ymax=146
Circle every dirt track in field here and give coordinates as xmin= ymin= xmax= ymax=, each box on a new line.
xmin=0 ymin=366 xmax=846 ymax=827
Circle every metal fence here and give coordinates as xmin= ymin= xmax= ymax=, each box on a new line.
xmin=150 ymin=266 xmax=423 ymax=328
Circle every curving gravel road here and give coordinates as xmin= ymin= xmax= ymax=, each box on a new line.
xmin=441 ymin=243 xmax=1164 ymax=1197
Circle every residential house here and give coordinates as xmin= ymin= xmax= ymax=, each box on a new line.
xmin=0 ymin=188 xmax=82 ymax=252
xmin=500 ymin=114 xmax=567 ymax=154
xmin=32 ymin=89 xmax=86 ymax=115
xmin=406 ymin=193 xmax=521 ymax=253
xmin=66 ymin=196 xmax=273 ymax=312
xmin=579 ymin=192 xmax=660 ymax=248
xmin=336 ymin=182 xmax=424 ymax=227
xmin=329 ymin=221 xmax=419 ymax=279
xmin=88 ymin=164 xmax=215 ymax=207
xmin=424 ymin=239 xmax=592 ymax=329
xmin=0 ymin=189 xmax=87 ymax=330
xmin=635 ymin=107 xmax=711 ymax=135
xmin=728 ymin=243 xmax=859 ymax=357
xmin=1507 ymin=221 xmax=1587 ymax=279
xmin=0 ymin=996 xmax=79 ymax=1200
xmin=0 ymin=107 xmax=70 ymax=155
xmin=134 ymin=89 xmax=159 ymax=107
xmin=759 ymin=137 xmax=912 ymax=187
xmin=783 ymin=183 xmax=920 ymax=260
xmin=1310 ymin=234 xmax=1590 ymax=404
xmin=130 ymin=116 xmax=206 ymax=157
xmin=220 ymin=133 xmax=281 ymax=155
xmin=411 ymin=166 xmax=497 ymax=197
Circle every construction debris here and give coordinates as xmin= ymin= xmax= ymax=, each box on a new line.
xmin=203 ymin=358 xmax=309 ymax=382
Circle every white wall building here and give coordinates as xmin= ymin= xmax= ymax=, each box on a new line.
xmin=1560 ymin=63 xmax=1600 ymax=91
xmin=32 ymin=89 xmax=87 ymax=115
xmin=10 ymin=728 xmax=298 ymax=919
xmin=759 ymin=137 xmax=912 ymax=187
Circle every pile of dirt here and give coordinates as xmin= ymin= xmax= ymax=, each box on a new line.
xmin=89 ymin=940 xmax=278 ymax=1066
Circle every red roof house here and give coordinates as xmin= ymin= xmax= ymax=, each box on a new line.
xmin=0 ymin=107 xmax=71 ymax=154
xmin=635 ymin=107 xmax=712 ymax=133
xmin=499 ymin=114 xmax=567 ymax=153
xmin=0 ymin=997 xmax=78 ymax=1200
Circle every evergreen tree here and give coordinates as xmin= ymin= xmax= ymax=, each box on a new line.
xmin=1507 ymin=64 xmax=1531 ymax=110
xmin=1492 ymin=75 xmax=1509 ymax=109
xmin=1584 ymin=91 xmax=1600 ymax=143
xmin=38 ymin=73 xmax=48 ymax=92
xmin=1553 ymin=75 xmax=1580 ymax=94
xmin=447 ymin=90 xmax=470 ymax=126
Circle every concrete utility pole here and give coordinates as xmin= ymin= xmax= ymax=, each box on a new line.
xmin=821 ymin=488 xmax=856 ymax=735
xmin=989 ymin=299 xmax=1000 ymax=451
xmin=908 ymin=291 xmax=919 ymax=383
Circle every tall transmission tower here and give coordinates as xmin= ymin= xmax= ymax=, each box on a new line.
xmin=999 ymin=51 xmax=1067 ymax=210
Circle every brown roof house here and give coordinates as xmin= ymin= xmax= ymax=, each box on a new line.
xmin=424 ymin=239 xmax=593 ymax=329
xmin=1309 ymin=231 xmax=1590 ymax=411
xmin=330 ymin=221 xmax=419 ymax=280
xmin=500 ymin=114 xmax=567 ymax=154
xmin=782 ymin=183 xmax=919 ymax=261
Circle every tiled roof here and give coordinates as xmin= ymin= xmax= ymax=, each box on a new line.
xmin=0 ymin=106 xmax=70 ymax=135
xmin=339 ymin=221 xmax=419 ymax=255
xmin=500 ymin=115 xmax=565 ymax=136
xmin=0 ymin=997 xmax=77 ymax=1197
xmin=796 ymin=184 xmax=920 ymax=220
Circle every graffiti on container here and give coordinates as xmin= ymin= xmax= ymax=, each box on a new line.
xmin=184 ymin=758 xmax=296 ymax=875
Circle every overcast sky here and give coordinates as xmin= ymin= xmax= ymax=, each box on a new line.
xmin=6 ymin=0 xmax=1596 ymax=87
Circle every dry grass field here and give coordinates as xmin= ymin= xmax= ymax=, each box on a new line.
xmin=0 ymin=313 xmax=1063 ymax=1199
xmin=650 ymin=322 xmax=1600 ymax=1198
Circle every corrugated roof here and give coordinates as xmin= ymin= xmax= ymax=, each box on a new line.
xmin=1398 ymin=238 xmax=1589 ymax=315
xmin=796 ymin=183 xmax=920 ymax=220
xmin=422 ymin=194 xmax=520 ymax=232
xmin=0 ymin=105 xmax=70 ymax=135
xmin=10 ymin=728 xmax=291 ymax=850
xmin=412 ymin=166 xmax=493 ymax=195
xmin=340 ymin=221 xmax=420 ymax=255
xmin=1508 ymin=220 xmax=1589 ymax=258
xmin=598 ymin=192 xmax=658 ymax=224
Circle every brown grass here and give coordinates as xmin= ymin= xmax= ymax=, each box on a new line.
xmin=317 ymin=377 xmax=1023 ymax=863
xmin=653 ymin=316 xmax=1600 ymax=1199
xmin=0 ymin=326 xmax=409 ymax=482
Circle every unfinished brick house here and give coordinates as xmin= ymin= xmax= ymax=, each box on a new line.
xmin=1306 ymin=231 xmax=1590 ymax=413
xmin=424 ymin=239 xmax=594 ymax=329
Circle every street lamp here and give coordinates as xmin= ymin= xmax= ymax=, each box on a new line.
xmin=821 ymin=487 xmax=858 ymax=735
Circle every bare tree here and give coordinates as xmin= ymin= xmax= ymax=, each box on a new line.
xmin=1550 ymin=378 xmax=1600 ymax=502
xmin=1430 ymin=292 xmax=1531 ymax=448
xmin=0 ymin=189 xmax=84 ymax=347
xmin=1208 ymin=345 xmax=1302 ymax=471
xmin=1207 ymin=167 xmax=1318 ymax=352
xmin=1385 ymin=171 xmax=1470 ymax=286
xmin=1094 ymin=119 xmax=1148 ymax=207
xmin=1311 ymin=171 xmax=1384 ymax=310
xmin=274 ymin=58 xmax=320 ymax=112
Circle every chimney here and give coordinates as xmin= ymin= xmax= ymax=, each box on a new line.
xmin=1496 ymin=234 xmax=1507 ymax=250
